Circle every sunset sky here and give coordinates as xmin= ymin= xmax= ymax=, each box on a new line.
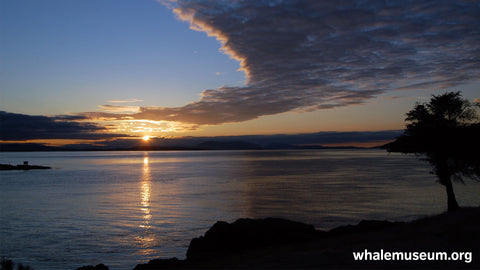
xmin=1 ymin=0 xmax=479 ymax=147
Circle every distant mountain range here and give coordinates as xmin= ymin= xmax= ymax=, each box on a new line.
xmin=0 ymin=130 xmax=402 ymax=152
xmin=0 ymin=140 xmax=382 ymax=152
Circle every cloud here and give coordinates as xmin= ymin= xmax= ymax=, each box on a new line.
xmin=97 ymin=104 xmax=141 ymax=113
xmin=0 ymin=111 xmax=129 ymax=141
xmin=111 ymin=118 xmax=199 ymax=133
xmin=107 ymin=99 xmax=143 ymax=103
xmin=92 ymin=0 xmax=480 ymax=126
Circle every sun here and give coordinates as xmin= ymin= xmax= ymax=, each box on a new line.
xmin=142 ymin=135 xmax=150 ymax=141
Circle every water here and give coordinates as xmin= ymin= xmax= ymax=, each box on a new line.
xmin=1 ymin=149 xmax=479 ymax=270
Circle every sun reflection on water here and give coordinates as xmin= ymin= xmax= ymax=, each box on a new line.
xmin=137 ymin=153 xmax=156 ymax=256
xmin=141 ymin=158 xmax=151 ymax=227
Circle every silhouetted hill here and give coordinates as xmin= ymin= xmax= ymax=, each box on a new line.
xmin=1 ymin=130 xmax=402 ymax=151
xmin=196 ymin=140 xmax=263 ymax=150
xmin=0 ymin=142 xmax=373 ymax=152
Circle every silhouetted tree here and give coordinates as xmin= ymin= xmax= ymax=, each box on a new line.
xmin=384 ymin=92 xmax=480 ymax=212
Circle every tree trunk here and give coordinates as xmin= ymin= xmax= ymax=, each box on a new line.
xmin=444 ymin=177 xmax=459 ymax=212
xmin=437 ymin=157 xmax=459 ymax=212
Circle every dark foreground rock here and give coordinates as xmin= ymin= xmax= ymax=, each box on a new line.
xmin=134 ymin=207 xmax=480 ymax=269
xmin=186 ymin=218 xmax=323 ymax=260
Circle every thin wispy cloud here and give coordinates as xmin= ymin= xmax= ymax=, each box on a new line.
xmin=90 ymin=0 xmax=479 ymax=126
xmin=97 ymin=104 xmax=141 ymax=113
xmin=107 ymin=99 xmax=144 ymax=103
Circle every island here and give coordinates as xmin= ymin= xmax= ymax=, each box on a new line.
xmin=0 ymin=161 xmax=51 ymax=170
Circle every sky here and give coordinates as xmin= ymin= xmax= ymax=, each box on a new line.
xmin=1 ymin=0 xmax=479 ymax=147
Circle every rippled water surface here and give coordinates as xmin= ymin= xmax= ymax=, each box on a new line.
xmin=1 ymin=150 xmax=479 ymax=270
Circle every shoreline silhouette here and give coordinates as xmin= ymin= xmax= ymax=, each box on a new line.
xmin=71 ymin=207 xmax=480 ymax=270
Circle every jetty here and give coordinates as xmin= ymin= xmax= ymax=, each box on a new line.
xmin=0 ymin=161 xmax=51 ymax=170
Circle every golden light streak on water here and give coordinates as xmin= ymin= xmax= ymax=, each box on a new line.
xmin=136 ymin=153 xmax=155 ymax=256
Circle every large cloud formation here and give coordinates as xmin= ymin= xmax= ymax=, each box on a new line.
xmin=96 ymin=0 xmax=480 ymax=125
xmin=0 ymin=111 xmax=128 ymax=140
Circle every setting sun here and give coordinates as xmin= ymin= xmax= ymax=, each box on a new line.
xmin=142 ymin=135 xmax=150 ymax=141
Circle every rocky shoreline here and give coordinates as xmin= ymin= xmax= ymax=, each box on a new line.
xmin=75 ymin=207 xmax=480 ymax=270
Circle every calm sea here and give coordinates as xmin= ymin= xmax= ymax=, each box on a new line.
xmin=1 ymin=150 xmax=479 ymax=270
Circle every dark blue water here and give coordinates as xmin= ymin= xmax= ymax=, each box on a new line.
xmin=1 ymin=150 xmax=479 ymax=270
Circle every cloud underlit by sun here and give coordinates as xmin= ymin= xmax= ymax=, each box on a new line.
xmin=82 ymin=117 xmax=199 ymax=137
xmin=79 ymin=0 xmax=480 ymax=129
